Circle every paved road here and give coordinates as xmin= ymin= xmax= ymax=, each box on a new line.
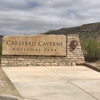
xmin=2 ymin=66 xmax=100 ymax=100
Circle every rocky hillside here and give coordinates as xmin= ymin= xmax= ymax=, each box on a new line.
xmin=42 ymin=22 xmax=100 ymax=41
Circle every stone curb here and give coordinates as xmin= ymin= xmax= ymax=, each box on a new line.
xmin=84 ymin=63 xmax=100 ymax=72
xmin=0 ymin=94 xmax=24 ymax=100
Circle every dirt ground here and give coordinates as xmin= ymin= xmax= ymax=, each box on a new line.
xmin=0 ymin=67 xmax=23 ymax=98
xmin=95 ymin=60 xmax=100 ymax=67
xmin=89 ymin=60 xmax=100 ymax=67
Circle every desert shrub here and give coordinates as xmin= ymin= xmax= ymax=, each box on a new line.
xmin=0 ymin=43 xmax=2 ymax=56
xmin=81 ymin=39 xmax=100 ymax=62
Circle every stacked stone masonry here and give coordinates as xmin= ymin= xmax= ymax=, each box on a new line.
xmin=1 ymin=34 xmax=84 ymax=67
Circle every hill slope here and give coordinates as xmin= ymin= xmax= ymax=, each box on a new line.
xmin=42 ymin=22 xmax=100 ymax=41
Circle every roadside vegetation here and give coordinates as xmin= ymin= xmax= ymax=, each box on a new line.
xmin=81 ymin=39 xmax=100 ymax=62
xmin=0 ymin=43 xmax=2 ymax=56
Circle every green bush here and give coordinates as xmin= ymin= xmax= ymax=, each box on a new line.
xmin=81 ymin=40 xmax=100 ymax=62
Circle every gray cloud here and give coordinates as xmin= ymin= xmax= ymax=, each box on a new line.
xmin=0 ymin=0 xmax=100 ymax=36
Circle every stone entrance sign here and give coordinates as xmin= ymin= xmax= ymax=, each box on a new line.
xmin=1 ymin=34 xmax=85 ymax=67
xmin=2 ymin=35 xmax=66 ymax=56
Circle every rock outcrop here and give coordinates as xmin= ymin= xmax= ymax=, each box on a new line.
xmin=42 ymin=22 xmax=100 ymax=41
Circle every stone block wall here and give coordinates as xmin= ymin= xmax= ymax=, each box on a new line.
xmin=1 ymin=56 xmax=73 ymax=67
xmin=1 ymin=34 xmax=84 ymax=67
xmin=66 ymin=34 xmax=84 ymax=64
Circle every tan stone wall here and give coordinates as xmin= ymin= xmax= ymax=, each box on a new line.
xmin=66 ymin=34 xmax=84 ymax=65
xmin=1 ymin=56 xmax=73 ymax=67
xmin=1 ymin=34 xmax=85 ymax=67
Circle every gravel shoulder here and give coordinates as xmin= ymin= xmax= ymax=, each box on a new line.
xmin=0 ymin=67 xmax=23 ymax=98
xmin=84 ymin=60 xmax=100 ymax=72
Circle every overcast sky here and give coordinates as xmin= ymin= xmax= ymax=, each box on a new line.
xmin=0 ymin=0 xmax=100 ymax=36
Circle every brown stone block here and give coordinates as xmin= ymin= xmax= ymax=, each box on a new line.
xmin=59 ymin=62 xmax=66 ymax=66
xmin=36 ymin=63 xmax=43 ymax=66
xmin=41 ymin=59 xmax=46 ymax=62
xmin=54 ymin=59 xmax=59 ymax=63
xmin=46 ymin=59 xmax=55 ymax=63
xmin=43 ymin=63 xmax=51 ymax=66
xmin=35 ymin=59 xmax=42 ymax=62
xmin=1 ymin=61 xmax=9 ymax=64
xmin=51 ymin=63 xmax=58 ymax=66
xmin=71 ymin=62 xmax=76 ymax=66
xmin=31 ymin=62 xmax=36 ymax=66
xmin=1 ymin=64 xmax=6 ymax=66
xmin=55 ymin=59 xmax=63 ymax=62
